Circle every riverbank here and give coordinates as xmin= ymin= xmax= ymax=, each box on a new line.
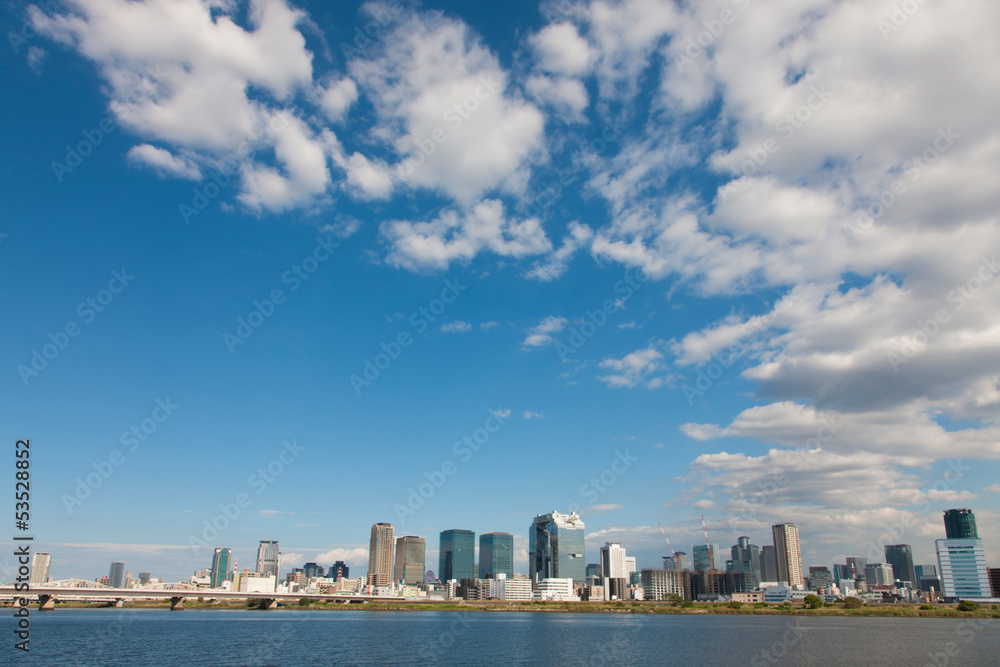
xmin=32 ymin=599 xmax=1000 ymax=618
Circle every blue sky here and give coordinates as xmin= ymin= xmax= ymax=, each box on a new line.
xmin=2 ymin=0 xmax=999 ymax=583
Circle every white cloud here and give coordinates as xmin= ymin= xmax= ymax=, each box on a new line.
xmin=523 ymin=410 xmax=545 ymax=420
xmin=984 ymin=484 xmax=1000 ymax=493
xmin=350 ymin=8 xmax=545 ymax=203
xmin=314 ymin=547 xmax=369 ymax=566
xmin=258 ymin=509 xmax=294 ymax=518
xmin=530 ymin=22 xmax=593 ymax=76
xmin=318 ymin=77 xmax=358 ymax=122
xmin=480 ymin=321 xmax=500 ymax=330
xmin=383 ymin=200 xmax=551 ymax=271
xmin=525 ymin=221 xmax=593 ymax=281
xmin=523 ymin=315 xmax=567 ymax=348
xmin=598 ymin=343 xmax=676 ymax=389
xmin=126 ymin=144 xmax=202 ymax=180
xmin=440 ymin=321 xmax=472 ymax=333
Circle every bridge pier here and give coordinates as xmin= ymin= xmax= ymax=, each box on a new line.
xmin=38 ymin=595 xmax=55 ymax=611
xmin=169 ymin=596 xmax=185 ymax=611
xmin=263 ymin=598 xmax=278 ymax=610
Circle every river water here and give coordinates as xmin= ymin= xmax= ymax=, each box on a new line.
xmin=11 ymin=609 xmax=999 ymax=665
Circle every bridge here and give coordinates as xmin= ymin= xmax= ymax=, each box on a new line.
xmin=0 ymin=586 xmax=445 ymax=611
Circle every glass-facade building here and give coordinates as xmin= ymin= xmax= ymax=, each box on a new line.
xmin=256 ymin=540 xmax=280 ymax=578
xmin=884 ymin=544 xmax=917 ymax=586
xmin=108 ymin=562 xmax=125 ymax=588
xmin=730 ymin=537 xmax=761 ymax=584
xmin=210 ymin=547 xmax=232 ymax=588
xmin=529 ymin=511 xmax=586 ymax=584
xmin=936 ymin=538 xmax=997 ymax=601
xmin=479 ymin=532 xmax=514 ymax=579
xmin=394 ymin=536 xmax=426 ymax=585
xmin=440 ymin=529 xmax=476 ymax=582
xmin=943 ymin=509 xmax=978 ymax=539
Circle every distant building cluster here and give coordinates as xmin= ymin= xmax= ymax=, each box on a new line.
xmin=27 ymin=508 xmax=999 ymax=605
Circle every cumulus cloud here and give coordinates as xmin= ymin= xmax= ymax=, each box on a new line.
xmin=525 ymin=221 xmax=593 ymax=281
xmin=598 ymin=343 xmax=676 ymax=389
xmin=126 ymin=144 xmax=202 ymax=180
xmin=522 ymin=315 xmax=567 ymax=348
xmin=440 ymin=321 xmax=472 ymax=333
xmin=383 ymin=200 xmax=551 ymax=271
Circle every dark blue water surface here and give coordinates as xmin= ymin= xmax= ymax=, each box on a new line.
xmin=9 ymin=609 xmax=999 ymax=666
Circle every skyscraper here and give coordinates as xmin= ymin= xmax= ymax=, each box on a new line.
xmin=30 ymin=553 xmax=51 ymax=585
xmin=529 ymin=511 xmax=586 ymax=584
xmin=943 ymin=509 xmax=978 ymax=539
xmin=936 ymin=538 xmax=996 ymax=601
xmin=439 ymin=529 xmax=475 ymax=582
xmin=691 ymin=544 xmax=721 ymax=572
xmin=256 ymin=541 xmax=280 ymax=579
xmin=330 ymin=561 xmax=349 ymax=579
xmin=303 ymin=562 xmax=324 ymax=579
xmin=730 ymin=537 xmax=761 ymax=584
xmin=210 ymin=548 xmax=232 ymax=588
xmin=884 ymin=544 xmax=917 ymax=586
xmin=760 ymin=546 xmax=778 ymax=582
xmin=846 ymin=557 xmax=867 ymax=581
xmin=865 ymin=563 xmax=894 ymax=587
xmin=479 ymin=532 xmax=514 ymax=579
xmin=394 ymin=536 xmax=426 ymax=585
xmin=108 ymin=562 xmax=125 ymax=588
xmin=771 ymin=523 xmax=803 ymax=587
xmin=600 ymin=542 xmax=628 ymax=579
xmin=368 ymin=523 xmax=395 ymax=587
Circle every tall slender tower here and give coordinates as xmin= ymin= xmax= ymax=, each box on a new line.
xmin=368 ymin=523 xmax=395 ymax=587
xmin=256 ymin=541 xmax=280 ymax=579
xmin=210 ymin=548 xmax=232 ymax=588
xmin=771 ymin=523 xmax=803 ymax=588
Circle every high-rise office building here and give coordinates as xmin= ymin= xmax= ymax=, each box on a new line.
xmin=943 ymin=509 xmax=978 ymax=539
xmin=394 ymin=536 xmax=426 ymax=585
xmin=439 ymin=529 xmax=475 ymax=582
xmin=330 ymin=561 xmax=349 ymax=579
xmin=915 ymin=564 xmax=940 ymax=593
xmin=108 ymin=562 xmax=125 ymax=588
xmin=600 ymin=542 xmax=628 ymax=579
xmin=479 ymin=533 xmax=514 ymax=579
xmin=691 ymin=544 xmax=721 ymax=573
xmin=832 ymin=563 xmax=847 ymax=584
xmin=210 ymin=548 xmax=232 ymax=588
xmin=138 ymin=572 xmax=151 ymax=586
xmin=30 ymin=553 xmax=51 ymax=585
xmin=808 ymin=566 xmax=833 ymax=591
xmin=772 ymin=523 xmax=803 ymax=587
xmin=529 ymin=511 xmax=586 ymax=584
xmin=731 ymin=537 xmax=761 ymax=584
xmin=368 ymin=523 xmax=395 ymax=587
xmin=884 ymin=544 xmax=917 ymax=586
xmin=760 ymin=546 xmax=778 ymax=582
xmin=256 ymin=541 xmax=280 ymax=580
xmin=988 ymin=568 xmax=1000 ymax=598
xmin=865 ymin=563 xmax=894 ymax=587
xmin=936 ymin=538 xmax=996 ymax=601
xmin=303 ymin=562 xmax=324 ymax=579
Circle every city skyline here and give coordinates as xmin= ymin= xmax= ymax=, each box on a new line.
xmin=3 ymin=0 xmax=1000 ymax=589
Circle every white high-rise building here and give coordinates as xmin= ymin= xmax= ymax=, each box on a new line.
xmin=772 ymin=523 xmax=803 ymax=588
xmin=368 ymin=523 xmax=395 ymax=588
xmin=600 ymin=542 xmax=628 ymax=579
xmin=936 ymin=539 xmax=999 ymax=602
xmin=256 ymin=540 xmax=280 ymax=589
xmin=490 ymin=573 xmax=533 ymax=601
xmin=30 ymin=553 xmax=51 ymax=584
xmin=625 ymin=556 xmax=637 ymax=577
xmin=864 ymin=563 xmax=894 ymax=587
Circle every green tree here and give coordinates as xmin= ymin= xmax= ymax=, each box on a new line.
xmin=957 ymin=600 xmax=978 ymax=612
xmin=843 ymin=597 xmax=863 ymax=609
xmin=729 ymin=601 xmax=743 ymax=609
xmin=298 ymin=597 xmax=311 ymax=606
xmin=803 ymin=594 xmax=823 ymax=609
